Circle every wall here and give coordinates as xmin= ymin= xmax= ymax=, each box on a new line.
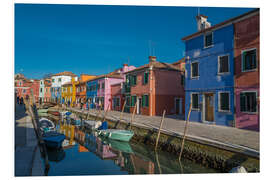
xmin=234 ymin=13 xmax=260 ymax=131
xmin=184 ymin=24 xmax=235 ymax=126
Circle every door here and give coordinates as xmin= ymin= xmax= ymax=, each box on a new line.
xmin=204 ymin=93 xmax=214 ymax=122
xmin=175 ymin=98 xmax=183 ymax=115
xmin=137 ymin=97 xmax=142 ymax=114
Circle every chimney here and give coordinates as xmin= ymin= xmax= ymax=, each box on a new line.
xmin=149 ymin=56 xmax=157 ymax=63
xmin=196 ymin=14 xmax=211 ymax=31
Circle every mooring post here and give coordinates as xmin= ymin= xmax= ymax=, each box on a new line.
xmin=155 ymin=110 xmax=166 ymax=150
xmin=130 ymin=100 xmax=137 ymax=130
xmin=103 ymin=104 xmax=110 ymax=122
xmin=119 ymin=100 xmax=126 ymax=122
xmin=178 ymin=102 xmax=192 ymax=161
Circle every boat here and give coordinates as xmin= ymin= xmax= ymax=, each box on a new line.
xmin=98 ymin=129 xmax=134 ymax=142
xmin=84 ymin=120 xmax=102 ymax=130
xmin=42 ymin=131 xmax=66 ymax=149
xmin=48 ymin=111 xmax=60 ymax=116
xmin=71 ymin=118 xmax=81 ymax=126
xmin=37 ymin=109 xmax=48 ymax=113
xmin=39 ymin=118 xmax=66 ymax=149
xmin=39 ymin=118 xmax=55 ymax=133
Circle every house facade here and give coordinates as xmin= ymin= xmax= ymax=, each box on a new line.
xmin=51 ymin=71 xmax=77 ymax=103
xmin=234 ymin=10 xmax=259 ymax=131
xmin=39 ymin=80 xmax=45 ymax=103
xmin=75 ymin=74 xmax=96 ymax=107
xmin=44 ymin=80 xmax=52 ymax=102
xmin=182 ymin=15 xmax=235 ymax=126
xmin=15 ymin=74 xmax=32 ymax=101
xmin=29 ymin=79 xmax=40 ymax=104
xmin=86 ymin=64 xmax=135 ymax=110
xmin=124 ymin=56 xmax=185 ymax=116
xmin=111 ymin=83 xmax=124 ymax=111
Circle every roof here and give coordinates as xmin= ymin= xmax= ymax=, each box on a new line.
xmin=52 ymin=71 xmax=77 ymax=77
xmin=86 ymin=72 xmax=123 ymax=83
xmin=124 ymin=60 xmax=181 ymax=74
xmin=62 ymin=82 xmax=72 ymax=86
xmin=182 ymin=8 xmax=259 ymax=41
xmin=171 ymin=57 xmax=185 ymax=65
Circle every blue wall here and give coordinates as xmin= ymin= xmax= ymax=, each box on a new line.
xmin=86 ymin=80 xmax=98 ymax=108
xmin=51 ymin=87 xmax=61 ymax=103
xmin=184 ymin=24 xmax=234 ymax=127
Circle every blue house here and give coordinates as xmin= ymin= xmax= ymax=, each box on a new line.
xmin=86 ymin=79 xmax=99 ymax=109
xmin=182 ymin=15 xmax=234 ymax=127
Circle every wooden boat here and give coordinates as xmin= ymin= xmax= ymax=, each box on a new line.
xmin=84 ymin=120 xmax=102 ymax=130
xmin=98 ymin=129 xmax=134 ymax=142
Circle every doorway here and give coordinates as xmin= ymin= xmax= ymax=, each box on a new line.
xmin=175 ymin=98 xmax=183 ymax=115
xmin=137 ymin=97 xmax=142 ymax=114
xmin=203 ymin=93 xmax=214 ymax=122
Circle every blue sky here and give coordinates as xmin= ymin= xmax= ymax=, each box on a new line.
xmin=15 ymin=4 xmax=254 ymax=79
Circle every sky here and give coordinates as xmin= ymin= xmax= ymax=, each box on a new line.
xmin=15 ymin=4 xmax=255 ymax=79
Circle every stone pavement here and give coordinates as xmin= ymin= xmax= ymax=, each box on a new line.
xmin=15 ymin=103 xmax=44 ymax=176
xmin=64 ymin=107 xmax=259 ymax=156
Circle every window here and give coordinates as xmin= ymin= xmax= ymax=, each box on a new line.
xmin=130 ymin=75 xmax=137 ymax=86
xmin=191 ymin=62 xmax=199 ymax=78
xmin=102 ymin=83 xmax=105 ymax=89
xmin=204 ymin=32 xmax=213 ymax=48
xmin=219 ymin=92 xmax=230 ymax=111
xmin=98 ymin=84 xmax=100 ymax=90
xmin=131 ymin=95 xmax=137 ymax=107
xmin=40 ymin=81 xmax=43 ymax=85
xmin=113 ymin=98 xmax=120 ymax=107
xmin=142 ymin=95 xmax=149 ymax=107
xmin=242 ymin=49 xmax=257 ymax=71
xmin=58 ymin=78 xmax=61 ymax=82
xmin=40 ymin=88 xmax=43 ymax=93
xmin=240 ymin=92 xmax=257 ymax=113
xmin=191 ymin=93 xmax=199 ymax=110
xmin=143 ymin=72 xmax=149 ymax=84
xmin=218 ymin=55 xmax=229 ymax=73
xmin=52 ymin=79 xmax=55 ymax=83
xmin=70 ymin=87 xmax=72 ymax=92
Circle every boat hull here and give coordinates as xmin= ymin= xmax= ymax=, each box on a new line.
xmin=99 ymin=130 xmax=134 ymax=142
xmin=43 ymin=132 xmax=66 ymax=149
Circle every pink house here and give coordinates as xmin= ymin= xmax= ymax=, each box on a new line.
xmin=86 ymin=64 xmax=135 ymax=110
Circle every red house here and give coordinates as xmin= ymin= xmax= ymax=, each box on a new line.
xmin=234 ymin=9 xmax=259 ymax=131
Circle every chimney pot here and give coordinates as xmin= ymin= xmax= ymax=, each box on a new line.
xmin=149 ymin=56 xmax=157 ymax=62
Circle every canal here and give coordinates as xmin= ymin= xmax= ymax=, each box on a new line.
xmin=40 ymin=113 xmax=220 ymax=175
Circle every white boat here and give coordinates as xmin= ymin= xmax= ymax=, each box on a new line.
xmin=39 ymin=118 xmax=55 ymax=133
xmin=84 ymin=120 xmax=102 ymax=130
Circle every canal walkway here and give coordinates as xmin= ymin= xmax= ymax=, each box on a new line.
xmin=61 ymin=107 xmax=259 ymax=157
xmin=15 ymin=103 xmax=44 ymax=176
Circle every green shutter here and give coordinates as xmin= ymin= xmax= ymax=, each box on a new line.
xmin=142 ymin=95 xmax=145 ymax=107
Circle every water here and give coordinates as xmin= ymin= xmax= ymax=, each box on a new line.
xmin=42 ymin=115 xmax=220 ymax=176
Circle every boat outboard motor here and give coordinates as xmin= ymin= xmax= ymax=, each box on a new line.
xmin=98 ymin=121 xmax=108 ymax=130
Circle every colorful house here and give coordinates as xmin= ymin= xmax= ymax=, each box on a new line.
xmin=123 ymin=56 xmax=185 ymax=116
xmin=30 ymin=79 xmax=40 ymax=104
xmin=39 ymin=80 xmax=45 ymax=103
xmin=15 ymin=74 xmax=32 ymax=101
xmin=44 ymin=80 xmax=52 ymax=102
xmin=86 ymin=64 xmax=135 ymax=110
xmin=111 ymin=83 xmax=124 ymax=111
xmin=75 ymin=74 xmax=96 ymax=107
xmin=234 ymin=9 xmax=259 ymax=131
xmin=51 ymin=71 xmax=77 ymax=104
xmin=182 ymin=14 xmax=235 ymax=126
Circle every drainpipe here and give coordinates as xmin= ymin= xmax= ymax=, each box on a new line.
xmin=149 ymin=65 xmax=153 ymax=116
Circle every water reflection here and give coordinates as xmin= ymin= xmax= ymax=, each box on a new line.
xmin=43 ymin=115 xmax=219 ymax=175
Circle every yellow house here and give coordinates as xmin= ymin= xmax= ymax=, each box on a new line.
xmin=62 ymin=77 xmax=77 ymax=107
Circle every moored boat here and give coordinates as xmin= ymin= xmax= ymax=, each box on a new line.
xmin=98 ymin=129 xmax=134 ymax=142
xmin=84 ymin=120 xmax=102 ymax=130
xmin=38 ymin=109 xmax=48 ymax=114
xmin=39 ymin=118 xmax=55 ymax=133
xmin=43 ymin=131 xmax=66 ymax=149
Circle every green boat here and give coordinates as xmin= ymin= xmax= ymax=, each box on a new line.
xmin=98 ymin=129 xmax=134 ymax=142
xmin=106 ymin=139 xmax=134 ymax=153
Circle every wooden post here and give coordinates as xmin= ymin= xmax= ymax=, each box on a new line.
xmin=103 ymin=104 xmax=110 ymax=122
xmin=155 ymin=110 xmax=166 ymax=150
xmin=178 ymin=102 xmax=192 ymax=161
xmin=130 ymin=100 xmax=137 ymax=130
xmin=119 ymin=100 xmax=126 ymax=121
xmin=94 ymin=108 xmax=102 ymax=121
xmin=155 ymin=151 xmax=162 ymax=174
